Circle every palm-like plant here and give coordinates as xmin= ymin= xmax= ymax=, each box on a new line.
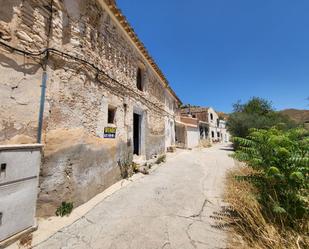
xmin=233 ymin=128 xmax=309 ymax=230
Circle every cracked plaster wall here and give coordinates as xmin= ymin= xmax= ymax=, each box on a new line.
xmin=0 ymin=0 xmax=178 ymax=216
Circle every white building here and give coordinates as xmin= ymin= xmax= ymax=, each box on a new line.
xmin=181 ymin=106 xmax=230 ymax=144
xmin=175 ymin=116 xmax=200 ymax=149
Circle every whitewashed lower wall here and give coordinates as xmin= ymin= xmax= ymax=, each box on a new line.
xmin=186 ymin=127 xmax=199 ymax=149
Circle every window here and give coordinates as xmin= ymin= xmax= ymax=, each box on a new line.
xmin=136 ymin=67 xmax=143 ymax=91
xmin=217 ymin=132 xmax=220 ymax=138
xmin=210 ymin=113 xmax=213 ymax=120
xmin=192 ymin=114 xmax=196 ymax=118
xmin=211 ymin=131 xmax=215 ymax=138
xmin=1 ymin=163 xmax=6 ymax=172
xmin=108 ymin=106 xmax=116 ymax=124
xmin=0 ymin=163 xmax=6 ymax=175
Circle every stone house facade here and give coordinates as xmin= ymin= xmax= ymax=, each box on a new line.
xmin=218 ymin=120 xmax=230 ymax=143
xmin=207 ymin=107 xmax=221 ymax=142
xmin=175 ymin=116 xmax=199 ymax=149
xmin=180 ymin=106 xmax=229 ymax=143
xmin=0 ymin=0 xmax=181 ymax=216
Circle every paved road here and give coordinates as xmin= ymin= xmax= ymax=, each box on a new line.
xmin=35 ymin=144 xmax=235 ymax=249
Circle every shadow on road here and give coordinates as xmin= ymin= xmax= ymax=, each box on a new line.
xmin=219 ymin=147 xmax=234 ymax=152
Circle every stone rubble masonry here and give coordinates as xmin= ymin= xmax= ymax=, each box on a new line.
xmin=181 ymin=107 xmax=210 ymax=123
xmin=0 ymin=0 xmax=180 ymax=216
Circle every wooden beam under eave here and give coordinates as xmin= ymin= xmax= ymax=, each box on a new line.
xmin=108 ymin=5 xmax=116 ymax=12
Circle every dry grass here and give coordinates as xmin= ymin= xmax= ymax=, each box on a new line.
xmin=225 ymin=163 xmax=309 ymax=249
xmin=18 ymin=233 xmax=33 ymax=249
xmin=199 ymin=139 xmax=212 ymax=148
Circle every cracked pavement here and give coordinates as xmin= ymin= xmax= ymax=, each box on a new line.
xmin=35 ymin=144 xmax=235 ymax=249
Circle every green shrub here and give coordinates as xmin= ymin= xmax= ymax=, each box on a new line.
xmin=56 ymin=202 xmax=74 ymax=217
xmin=233 ymin=127 xmax=309 ymax=231
xmin=118 ymin=159 xmax=141 ymax=178
xmin=227 ymin=97 xmax=296 ymax=140
xmin=132 ymin=162 xmax=139 ymax=173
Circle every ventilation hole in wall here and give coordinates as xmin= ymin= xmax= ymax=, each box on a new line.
xmin=1 ymin=163 xmax=6 ymax=173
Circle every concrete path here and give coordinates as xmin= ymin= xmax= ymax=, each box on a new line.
xmin=35 ymin=144 xmax=235 ymax=249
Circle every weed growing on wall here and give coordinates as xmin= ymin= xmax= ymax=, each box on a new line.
xmin=56 ymin=202 xmax=74 ymax=217
xmin=118 ymin=158 xmax=141 ymax=178
xmin=155 ymin=155 xmax=166 ymax=164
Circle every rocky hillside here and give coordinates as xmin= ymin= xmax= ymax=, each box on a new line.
xmin=217 ymin=112 xmax=229 ymax=120
xmin=279 ymin=109 xmax=309 ymax=124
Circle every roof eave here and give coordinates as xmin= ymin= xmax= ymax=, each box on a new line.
xmin=102 ymin=0 xmax=182 ymax=105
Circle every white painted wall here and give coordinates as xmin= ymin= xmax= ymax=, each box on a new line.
xmin=208 ymin=107 xmax=219 ymax=128
xmin=220 ymin=128 xmax=230 ymax=143
xmin=165 ymin=117 xmax=175 ymax=149
xmin=186 ymin=127 xmax=199 ymax=149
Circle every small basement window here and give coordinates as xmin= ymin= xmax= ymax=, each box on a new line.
xmin=136 ymin=67 xmax=143 ymax=91
xmin=0 ymin=163 xmax=6 ymax=175
xmin=108 ymin=106 xmax=116 ymax=124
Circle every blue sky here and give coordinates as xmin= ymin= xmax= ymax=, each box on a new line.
xmin=117 ymin=0 xmax=309 ymax=113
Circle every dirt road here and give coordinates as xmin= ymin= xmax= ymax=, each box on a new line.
xmin=35 ymin=144 xmax=235 ymax=249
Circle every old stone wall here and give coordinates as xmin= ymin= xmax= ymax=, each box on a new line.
xmin=0 ymin=0 xmax=179 ymax=216
xmin=181 ymin=107 xmax=209 ymax=123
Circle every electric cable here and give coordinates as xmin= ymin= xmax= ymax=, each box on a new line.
xmin=0 ymin=40 xmax=176 ymax=118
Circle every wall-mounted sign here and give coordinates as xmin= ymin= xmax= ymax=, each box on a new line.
xmin=104 ymin=127 xmax=117 ymax=139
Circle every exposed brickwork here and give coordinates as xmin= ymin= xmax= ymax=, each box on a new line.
xmin=181 ymin=107 xmax=210 ymax=123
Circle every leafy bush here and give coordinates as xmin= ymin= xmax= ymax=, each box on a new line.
xmin=225 ymin=166 xmax=309 ymax=249
xmin=233 ymin=127 xmax=309 ymax=231
xmin=56 ymin=202 xmax=74 ymax=217
xmin=227 ymin=97 xmax=295 ymax=139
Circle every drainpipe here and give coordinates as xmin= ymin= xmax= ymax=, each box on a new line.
xmin=37 ymin=53 xmax=48 ymax=143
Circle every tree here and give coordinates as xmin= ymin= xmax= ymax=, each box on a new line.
xmin=227 ymin=97 xmax=295 ymax=138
